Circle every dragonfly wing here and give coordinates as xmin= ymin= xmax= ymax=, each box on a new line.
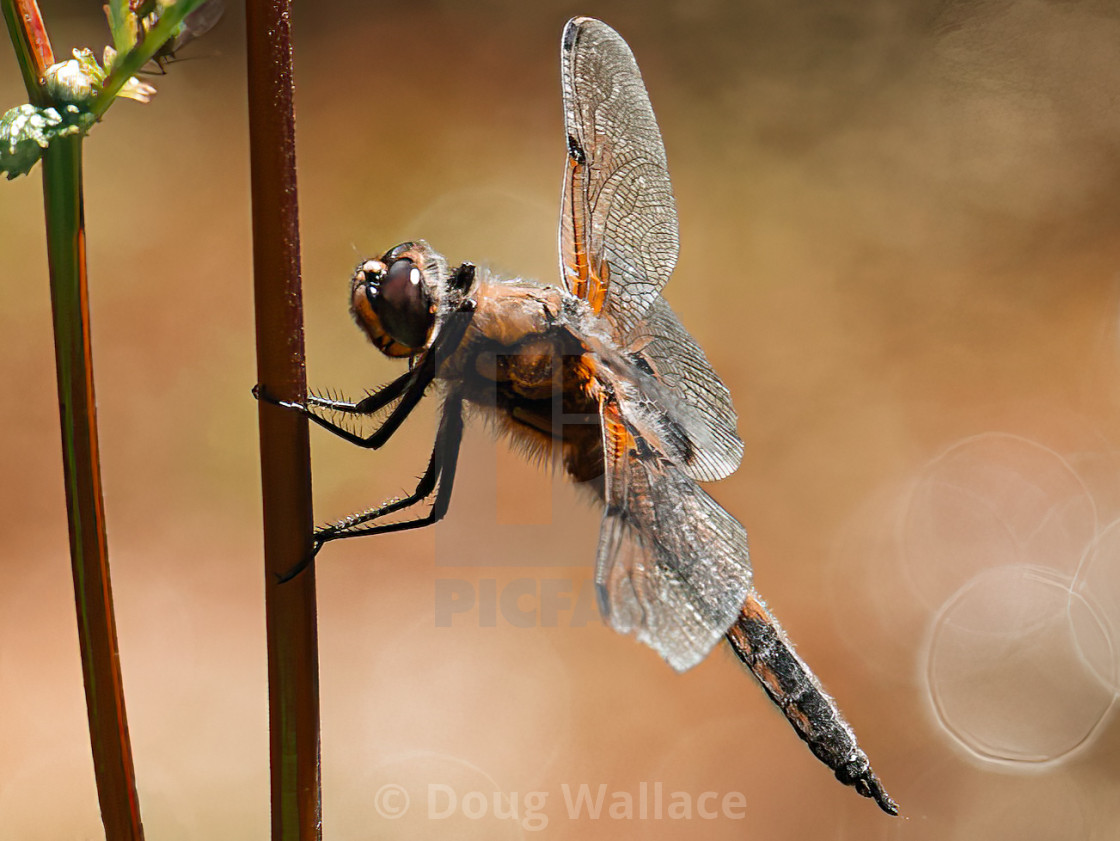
xmin=624 ymin=297 xmax=742 ymax=482
xmin=559 ymin=17 xmax=678 ymax=337
xmin=595 ymin=394 xmax=752 ymax=671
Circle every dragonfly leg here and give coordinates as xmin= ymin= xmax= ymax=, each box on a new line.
xmin=255 ymin=359 xmax=435 ymax=450
xmin=304 ymin=368 xmax=413 ymax=415
xmin=275 ymin=395 xmax=465 ymax=582
xmin=314 ymin=394 xmax=465 ymax=544
xmin=255 ymin=307 xmax=474 ymax=449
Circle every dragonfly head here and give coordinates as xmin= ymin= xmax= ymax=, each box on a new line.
xmin=350 ymin=241 xmax=446 ymax=358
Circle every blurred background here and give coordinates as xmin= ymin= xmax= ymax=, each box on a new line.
xmin=3 ymin=0 xmax=1120 ymax=838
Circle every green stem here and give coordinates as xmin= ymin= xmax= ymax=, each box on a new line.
xmin=42 ymin=133 xmax=145 ymax=841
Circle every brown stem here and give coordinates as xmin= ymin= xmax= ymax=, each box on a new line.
xmin=245 ymin=1 xmax=322 ymax=839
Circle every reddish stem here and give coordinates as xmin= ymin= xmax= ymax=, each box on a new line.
xmin=245 ymin=1 xmax=322 ymax=839
xmin=2 ymin=0 xmax=53 ymax=103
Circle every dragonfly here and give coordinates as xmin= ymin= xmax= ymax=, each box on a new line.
xmin=258 ymin=16 xmax=898 ymax=815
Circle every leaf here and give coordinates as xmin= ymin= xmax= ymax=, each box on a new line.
xmin=0 ymin=103 xmax=94 ymax=179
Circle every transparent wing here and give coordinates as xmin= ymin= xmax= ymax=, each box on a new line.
xmin=559 ymin=16 xmax=678 ymax=337
xmin=595 ymin=394 xmax=753 ymax=672
xmin=178 ymin=0 xmax=225 ymax=47
xmin=625 ymin=297 xmax=742 ymax=481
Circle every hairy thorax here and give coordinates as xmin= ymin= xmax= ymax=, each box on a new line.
xmin=440 ymin=278 xmax=606 ymax=483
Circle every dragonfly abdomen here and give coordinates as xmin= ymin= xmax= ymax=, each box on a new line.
xmin=726 ymin=592 xmax=899 ymax=815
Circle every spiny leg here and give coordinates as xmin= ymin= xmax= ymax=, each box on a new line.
xmin=318 ymin=394 xmax=465 ymax=544
xmin=255 ymin=306 xmax=475 ymax=448
xmin=275 ymin=395 xmax=465 ymax=582
xmin=259 ymin=309 xmax=476 ymax=580
xmin=257 ymin=369 xmax=434 ymax=575
xmin=725 ymin=590 xmax=899 ymax=815
xmin=264 ymin=355 xmax=436 ymax=450
xmin=305 ymin=367 xmax=414 ymax=415
xmin=253 ymin=365 xmax=422 ymax=449
xmin=301 ymin=309 xmax=473 ymax=446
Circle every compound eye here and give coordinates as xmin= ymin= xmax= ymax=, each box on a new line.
xmin=374 ymin=258 xmax=433 ymax=348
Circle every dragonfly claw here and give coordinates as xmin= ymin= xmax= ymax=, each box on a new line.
xmin=275 ymin=537 xmax=324 ymax=584
xmin=253 ymin=384 xmax=307 ymax=413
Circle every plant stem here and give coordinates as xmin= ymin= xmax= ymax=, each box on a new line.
xmin=0 ymin=0 xmax=51 ymax=100
xmin=5 ymin=1 xmax=146 ymax=837
xmin=42 ymin=132 xmax=145 ymax=841
xmin=245 ymin=0 xmax=322 ymax=839
xmin=1 ymin=0 xmax=53 ymax=102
